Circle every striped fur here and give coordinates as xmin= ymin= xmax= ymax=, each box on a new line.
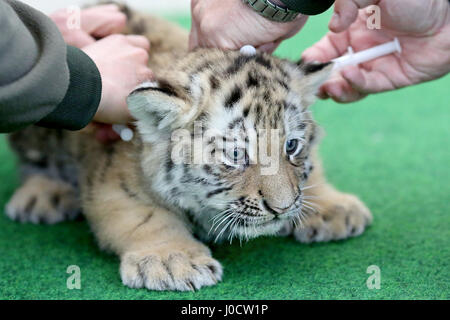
xmin=6 ymin=6 xmax=372 ymax=291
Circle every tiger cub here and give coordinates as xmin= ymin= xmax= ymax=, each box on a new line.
xmin=6 ymin=6 xmax=372 ymax=291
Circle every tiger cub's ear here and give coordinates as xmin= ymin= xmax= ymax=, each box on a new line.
xmin=127 ymin=79 xmax=193 ymax=141
xmin=295 ymin=60 xmax=334 ymax=105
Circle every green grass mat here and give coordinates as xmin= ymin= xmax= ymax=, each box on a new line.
xmin=0 ymin=12 xmax=449 ymax=300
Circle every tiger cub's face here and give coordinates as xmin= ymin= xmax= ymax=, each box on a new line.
xmin=128 ymin=49 xmax=332 ymax=242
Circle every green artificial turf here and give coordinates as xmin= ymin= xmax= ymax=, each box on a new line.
xmin=0 ymin=12 xmax=449 ymax=300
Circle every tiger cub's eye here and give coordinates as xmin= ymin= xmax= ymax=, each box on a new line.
xmin=226 ymin=147 xmax=248 ymax=165
xmin=285 ymin=139 xmax=300 ymax=156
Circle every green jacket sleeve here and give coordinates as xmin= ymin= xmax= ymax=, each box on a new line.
xmin=280 ymin=0 xmax=334 ymax=15
xmin=0 ymin=0 xmax=102 ymax=133
xmin=36 ymin=46 xmax=102 ymax=130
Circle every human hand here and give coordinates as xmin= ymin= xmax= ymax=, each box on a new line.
xmin=82 ymin=34 xmax=153 ymax=124
xmin=189 ymin=0 xmax=308 ymax=53
xmin=50 ymin=4 xmax=127 ymax=48
xmin=302 ymin=0 xmax=450 ymax=103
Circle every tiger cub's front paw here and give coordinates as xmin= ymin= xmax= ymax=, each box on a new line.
xmin=294 ymin=194 xmax=372 ymax=243
xmin=120 ymin=246 xmax=223 ymax=291
xmin=5 ymin=175 xmax=80 ymax=224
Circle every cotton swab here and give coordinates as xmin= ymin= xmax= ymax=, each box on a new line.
xmin=112 ymin=124 xmax=134 ymax=142
xmin=332 ymin=38 xmax=402 ymax=71
xmin=240 ymin=45 xmax=257 ymax=56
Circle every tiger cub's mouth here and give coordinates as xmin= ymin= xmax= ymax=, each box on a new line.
xmin=210 ymin=196 xmax=307 ymax=242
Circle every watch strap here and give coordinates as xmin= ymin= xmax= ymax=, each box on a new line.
xmin=243 ymin=0 xmax=300 ymax=23
xmin=281 ymin=0 xmax=335 ymax=15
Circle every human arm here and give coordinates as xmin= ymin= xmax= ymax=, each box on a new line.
xmin=0 ymin=1 xmax=152 ymax=133
xmin=0 ymin=0 xmax=101 ymax=132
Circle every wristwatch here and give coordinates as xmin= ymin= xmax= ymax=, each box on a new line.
xmin=243 ymin=0 xmax=300 ymax=23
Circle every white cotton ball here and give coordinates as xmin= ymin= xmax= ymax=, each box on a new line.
xmin=120 ymin=128 xmax=134 ymax=142
xmin=112 ymin=124 xmax=134 ymax=142
xmin=240 ymin=45 xmax=256 ymax=56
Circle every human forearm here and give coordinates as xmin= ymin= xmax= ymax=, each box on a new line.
xmin=0 ymin=0 xmax=71 ymax=132
xmin=0 ymin=0 xmax=102 ymax=132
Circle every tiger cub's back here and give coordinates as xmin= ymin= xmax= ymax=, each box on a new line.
xmin=119 ymin=4 xmax=189 ymax=72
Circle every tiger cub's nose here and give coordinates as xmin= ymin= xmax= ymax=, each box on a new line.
xmin=262 ymin=200 xmax=290 ymax=215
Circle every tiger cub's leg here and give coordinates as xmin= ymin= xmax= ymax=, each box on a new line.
xmin=81 ymin=175 xmax=222 ymax=291
xmin=289 ymin=151 xmax=373 ymax=243
xmin=6 ymin=128 xmax=80 ymax=224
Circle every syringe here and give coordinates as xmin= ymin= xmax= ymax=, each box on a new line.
xmin=332 ymin=38 xmax=402 ymax=71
